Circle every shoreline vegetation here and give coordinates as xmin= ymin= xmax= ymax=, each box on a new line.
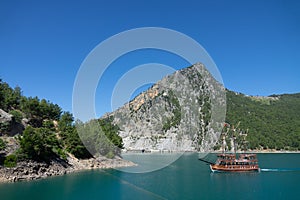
xmin=0 ymin=79 xmax=134 ymax=183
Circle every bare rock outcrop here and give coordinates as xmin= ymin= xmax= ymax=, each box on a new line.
xmin=103 ymin=63 xmax=226 ymax=152
xmin=0 ymin=109 xmax=25 ymax=136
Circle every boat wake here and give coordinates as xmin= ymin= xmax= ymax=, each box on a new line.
xmin=260 ymin=168 xmax=300 ymax=172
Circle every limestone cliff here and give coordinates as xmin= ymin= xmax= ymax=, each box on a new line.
xmin=103 ymin=63 xmax=226 ymax=152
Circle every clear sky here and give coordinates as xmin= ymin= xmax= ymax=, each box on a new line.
xmin=1 ymin=0 xmax=299 ymax=117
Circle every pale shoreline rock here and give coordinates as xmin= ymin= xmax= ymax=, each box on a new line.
xmin=0 ymin=156 xmax=136 ymax=183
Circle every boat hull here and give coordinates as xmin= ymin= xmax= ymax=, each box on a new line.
xmin=210 ymin=164 xmax=260 ymax=172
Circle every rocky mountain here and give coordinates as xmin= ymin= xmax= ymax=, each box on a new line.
xmin=102 ymin=63 xmax=226 ymax=152
xmin=100 ymin=63 xmax=300 ymax=152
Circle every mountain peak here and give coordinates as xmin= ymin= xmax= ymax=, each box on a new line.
xmin=103 ymin=63 xmax=227 ymax=152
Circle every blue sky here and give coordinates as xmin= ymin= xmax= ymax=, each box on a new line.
xmin=1 ymin=0 xmax=299 ymax=117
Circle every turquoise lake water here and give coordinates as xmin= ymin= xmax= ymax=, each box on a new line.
xmin=1 ymin=153 xmax=300 ymax=200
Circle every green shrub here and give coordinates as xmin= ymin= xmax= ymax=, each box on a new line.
xmin=0 ymin=138 xmax=6 ymax=151
xmin=54 ymin=148 xmax=67 ymax=160
xmin=4 ymin=154 xmax=17 ymax=168
xmin=0 ymin=121 xmax=10 ymax=134
xmin=9 ymin=110 xmax=23 ymax=123
xmin=106 ymin=151 xmax=115 ymax=159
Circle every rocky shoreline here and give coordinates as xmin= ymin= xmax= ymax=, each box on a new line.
xmin=0 ymin=156 xmax=136 ymax=183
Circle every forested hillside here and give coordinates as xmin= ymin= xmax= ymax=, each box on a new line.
xmin=0 ymin=80 xmax=123 ymax=167
xmin=226 ymin=90 xmax=300 ymax=150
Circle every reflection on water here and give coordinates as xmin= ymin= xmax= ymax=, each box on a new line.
xmin=120 ymin=153 xmax=183 ymax=173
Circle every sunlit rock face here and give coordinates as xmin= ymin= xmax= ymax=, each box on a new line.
xmin=103 ymin=63 xmax=226 ymax=152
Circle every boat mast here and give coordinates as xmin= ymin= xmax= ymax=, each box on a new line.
xmin=231 ymin=122 xmax=240 ymax=158
xmin=222 ymin=123 xmax=230 ymax=154
xmin=221 ymin=132 xmax=226 ymax=154
xmin=240 ymin=129 xmax=248 ymax=154
xmin=233 ymin=134 xmax=237 ymax=156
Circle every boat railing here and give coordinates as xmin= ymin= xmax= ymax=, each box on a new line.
xmin=219 ymin=164 xmax=259 ymax=169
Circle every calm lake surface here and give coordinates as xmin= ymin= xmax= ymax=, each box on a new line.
xmin=1 ymin=153 xmax=300 ymax=200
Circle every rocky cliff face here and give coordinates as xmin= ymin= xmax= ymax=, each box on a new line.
xmin=103 ymin=63 xmax=226 ymax=152
xmin=0 ymin=109 xmax=25 ymax=137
